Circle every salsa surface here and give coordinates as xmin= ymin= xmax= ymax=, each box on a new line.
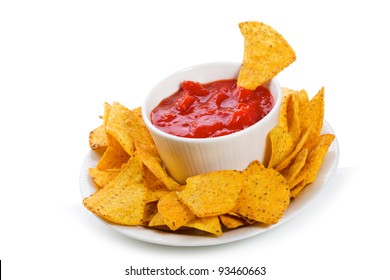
xmin=151 ymin=79 xmax=274 ymax=138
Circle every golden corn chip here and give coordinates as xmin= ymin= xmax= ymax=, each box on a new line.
xmin=157 ymin=191 xmax=195 ymax=231
xmin=219 ymin=214 xmax=246 ymax=229
xmin=275 ymin=126 xmax=310 ymax=171
xmin=269 ymin=87 xmax=326 ymax=171
xmin=98 ymin=103 xmax=130 ymax=167
xmin=96 ymin=145 xmax=130 ymax=170
xmin=105 ymin=102 xmax=136 ymax=156
xmin=280 ymin=148 xmax=308 ymax=185
xmin=89 ymin=125 xmax=108 ymax=150
xmin=102 ymin=102 xmax=119 ymax=149
xmin=233 ymin=161 xmax=290 ymax=225
xmin=185 ymin=216 xmax=222 ymax=236
xmin=289 ymin=134 xmax=335 ymax=192
xmin=237 ymin=21 xmax=296 ymax=90
xmin=282 ymin=88 xmax=309 ymax=117
xmin=296 ymin=89 xmax=309 ymax=112
xmin=83 ymin=154 xmax=147 ymax=225
xmin=290 ymin=181 xmax=307 ymax=199
xmin=131 ymin=107 xmax=159 ymax=158
xmin=102 ymin=102 xmax=111 ymax=127
xmin=282 ymin=87 xmax=298 ymax=97
xmin=227 ymin=212 xmax=257 ymax=225
xmin=134 ymin=141 xmax=159 ymax=160
xmin=142 ymin=202 xmax=158 ymax=225
xmin=131 ymin=107 xmax=156 ymax=147
xmin=268 ymin=91 xmax=298 ymax=168
xmin=144 ymin=166 xmax=170 ymax=203
xmin=179 ymin=170 xmax=243 ymax=217
xmin=286 ymin=93 xmax=301 ymax=143
xmin=105 ymin=103 xmax=158 ymax=158
xmin=148 ymin=212 xmax=166 ymax=228
xmin=299 ymin=87 xmax=325 ymax=141
xmin=268 ymin=126 xmax=295 ymax=168
xmin=301 ymin=134 xmax=335 ymax=184
xmin=88 ymin=167 xmax=120 ymax=189
xmin=279 ymin=89 xmax=301 ymax=133
xmin=278 ymin=88 xmax=295 ymax=128
xmin=138 ymin=151 xmax=182 ymax=191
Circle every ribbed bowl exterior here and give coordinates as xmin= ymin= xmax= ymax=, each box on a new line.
xmin=142 ymin=62 xmax=282 ymax=184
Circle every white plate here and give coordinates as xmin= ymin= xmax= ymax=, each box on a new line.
xmin=80 ymin=120 xmax=339 ymax=247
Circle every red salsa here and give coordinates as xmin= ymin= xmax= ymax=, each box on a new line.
xmin=150 ymin=79 xmax=274 ymax=138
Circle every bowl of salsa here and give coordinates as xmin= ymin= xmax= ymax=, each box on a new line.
xmin=142 ymin=62 xmax=282 ymax=184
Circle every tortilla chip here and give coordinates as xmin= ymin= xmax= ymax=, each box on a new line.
xmin=237 ymin=21 xmax=296 ymax=90
xmin=299 ymin=87 xmax=325 ymax=141
xmin=280 ymin=148 xmax=308 ymax=185
xmin=144 ymin=166 xmax=170 ymax=203
xmin=88 ymin=167 xmax=120 ymax=189
xmin=290 ymin=181 xmax=307 ymax=199
xmin=83 ymin=154 xmax=147 ymax=225
xmin=219 ymin=214 xmax=246 ymax=229
xmin=142 ymin=202 xmax=158 ymax=225
xmin=289 ymin=134 xmax=335 ymax=192
xmin=138 ymin=151 xmax=182 ymax=191
xmin=286 ymin=93 xmax=301 ymax=143
xmin=278 ymin=89 xmax=293 ymax=128
xmin=275 ymin=126 xmax=311 ymax=171
xmin=96 ymin=145 xmax=130 ymax=170
xmin=179 ymin=170 xmax=244 ymax=217
xmin=148 ymin=212 xmax=166 ymax=228
xmin=296 ymin=89 xmax=309 ymax=112
xmin=105 ymin=102 xmax=136 ymax=155
xmin=131 ymin=107 xmax=156 ymax=147
xmin=185 ymin=216 xmax=222 ymax=236
xmin=269 ymin=87 xmax=326 ymax=171
xmin=157 ymin=191 xmax=195 ymax=231
xmin=268 ymin=126 xmax=295 ymax=168
xmin=89 ymin=125 xmax=107 ymax=150
xmin=233 ymin=161 xmax=290 ymax=224
xmin=302 ymin=134 xmax=335 ymax=184
xmin=102 ymin=102 xmax=118 ymax=149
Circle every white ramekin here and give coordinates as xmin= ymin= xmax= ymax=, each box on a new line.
xmin=142 ymin=62 xmax=282 ymax=184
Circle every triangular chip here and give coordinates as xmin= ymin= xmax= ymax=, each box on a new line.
xmin=83 ymin=154 xmax=146 ymax=225
xmin=142 ymin=202 xmax=158 ymax=225
xmin=138 ymin=150 xmax=182 ymax=191
xmin=185 ymin=216 xmax=222 ymax=236
xmin=105 ymin=102 xmax=136 ymax=156
xmin=157 ymin=191 xmax=195 ymax=231
xmin=144 ymin=166 xmax=170 ymax=203
xmin=179 ymin=170 xmax=244 ymax=217
xmin=89 ymin=125 xmax=108 ymax=151
xmin=148 ymin=212 xmax=167 ymax=228
xmin=237 ymin=21 xmax=296 ymax=90
xmin=88 ymin=167 xmax=120 ymax=189
xmin=268 ymin=126 xmax=295 ymax=168
xmin=219 ymin=214 xmax=246 ymax=229
xmin=299 ymin=87 xmax=325 ymax=141
xmin=233 ymin=161 xmax=290 ymax=224
xmin=289 ymin=134 xmax=335 ymax=191
xmin=275 ymin=125 xmax=311 ymax=171
xmin=280 ymin=148 xmax=308 ymax=186
xmin=96 ymin=145 xmax=130 ymax=170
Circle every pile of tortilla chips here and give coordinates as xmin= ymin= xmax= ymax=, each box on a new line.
xmin=268 ymin=87 xmax=335 ymax=198
xmin=85 ymin=102 xmax=291 ymax=236
xmin=83 ymin=21 xmax=334 ymax=236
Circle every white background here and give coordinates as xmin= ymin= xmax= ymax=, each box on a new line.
xmin=1 ymin=0 xmax=389 ymax=279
